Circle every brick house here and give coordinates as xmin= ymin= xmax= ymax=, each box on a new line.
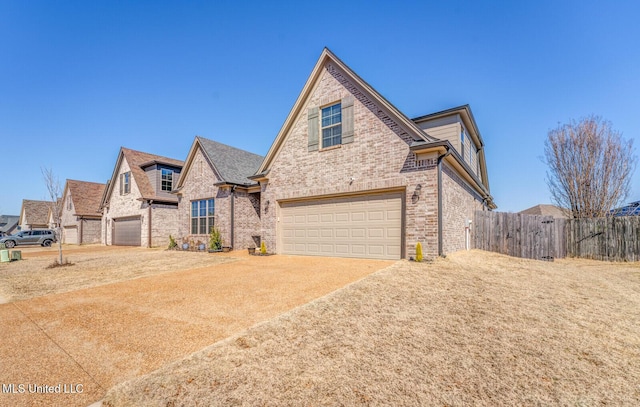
xmin=60 ymin=179 xmax=106 ymax=244
xmin=18 ymin=199 xmax=52 ymax=230
xmin=248 ymin=48 xmax=496 ymax=260
xmin=100 ymin=147 xmax=184 ymax=247
xmin=173 ymin=136 xmax=263 ymax=249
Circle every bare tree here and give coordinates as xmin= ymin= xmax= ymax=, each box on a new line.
xmin=544 ymin=115 xmax=636 ymax=218
xmin=41 ymin=167 xmax=64 ymax=264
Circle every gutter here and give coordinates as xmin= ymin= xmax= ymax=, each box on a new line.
xmin=437 ymin=146 xmax=451 ymax=257
xmin=147 ymin=200 xmax=153 ymax=248
xmin=230 ymin=186 xmax=236 ymax=249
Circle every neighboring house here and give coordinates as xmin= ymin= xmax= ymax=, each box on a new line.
xmin=248 ymin=48 xmax=495 ymax=260
xmin=0 ymin=215 xmax=19 ymax=237
xmin=174 ymin=136 xmax=264 ymax=249
xmin=101 ymin=147 xmax=184 ymax=247
xmin=519 ymin=204 xmax=569 ymax=219
xmin=18 ymin=199 xmax=52 ymax=230
xmin=610 ymin=200 xmax=640 ymax=216
xmin=60 ymin=179 xmax=106 ymax=244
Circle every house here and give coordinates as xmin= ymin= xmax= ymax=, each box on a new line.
xmin=174 ymin=136 xmax=264 ymax=249
xmin=60 ymin=180 xmax=106 ymax=244
xmin=0 ymin=215 xmax=19 ymax=237
xmin=18 ymin=199 xmax=52 ymax=230
xmin=101 ymin=147 xmax=184 ymax=247
xmin=519 ymin=204 xmax=569 ymax=219
xmin=248 ymin=48 xmax=495 ymax=260
xmin=610 ymin=200 xmax=640 ymax=216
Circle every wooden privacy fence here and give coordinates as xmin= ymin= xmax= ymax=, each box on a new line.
xmin=474 ymin=211 xmax=640 ymax=262
xmin=473 ymin=211 xmax=565 ymax=261
xmin=565 ymin=216 xmax=640 ymax=261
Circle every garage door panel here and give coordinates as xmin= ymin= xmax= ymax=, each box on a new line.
xmin=387 ymin=228 xmax=402 ymax=238
xmin=113 ymin=217 xmax=141 ymax=246
xmin=280 ymin=193 xmax=402 ymax=260
xmin=64 ymin=227 xmax=78 ymax=245
xmin=335 ymin=213 xmax=349 ymax=222
xmin=351 ymin=212 xmax=366 ymax=222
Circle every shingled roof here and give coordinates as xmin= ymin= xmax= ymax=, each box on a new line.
xmin=19 ymin=199 xmax=52 ymax=226
xmin=120 ymin=147 xmax=184 ymax=201
xmin=519 ymin=204 xmax=569 ymax=219
xmin=196 ymin=136 xmax=264 ymax=186
xmin=66 ymin=180 xmax=106 ymax=217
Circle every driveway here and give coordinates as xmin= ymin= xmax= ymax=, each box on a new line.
xmin=0 ymin=248 xmax=392 ymax=407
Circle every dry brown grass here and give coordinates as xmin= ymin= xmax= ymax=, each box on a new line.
xmin=0 ymin=247 xmax=235 ymax=302
xmin=103 ymin=250 xmax=640 ymax=406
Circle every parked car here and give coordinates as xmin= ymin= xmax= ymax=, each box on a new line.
xmin=0 ymin=229 xmax=57 ymax=248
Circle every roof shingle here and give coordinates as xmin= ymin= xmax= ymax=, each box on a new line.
xmin=197 ymin=137 xmax=264 ymax=186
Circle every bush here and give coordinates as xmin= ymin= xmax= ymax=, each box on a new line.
xmin=168 ymin=235 xmax=178 ymax=250
xmin=415 ymin=242 xmax=423 ymax=262
xmin=260 ymin=241 xmax=267 ymax=255
xmin=209 ymin=227 xmax=222 ymax=251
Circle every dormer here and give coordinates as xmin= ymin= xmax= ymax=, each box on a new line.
xmin=413 ymin=105 xmax=483 ymax=180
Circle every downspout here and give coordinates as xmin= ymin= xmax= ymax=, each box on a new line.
xmin=148 ymin=200 xmax=153 ymax=248
xmin=230 ymin=186 xmax=236 ymax=249
xmin=79 ymin=218 xmax=83 ymax=245
xmin=437 ymin=146 xmax=451 ymax=257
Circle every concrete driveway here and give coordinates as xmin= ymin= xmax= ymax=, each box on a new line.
xmin=0 ymin=249 xmax=392 ymax=407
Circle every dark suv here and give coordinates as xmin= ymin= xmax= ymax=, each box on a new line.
xmin=0 ymin=229 xmax=57 ymax=248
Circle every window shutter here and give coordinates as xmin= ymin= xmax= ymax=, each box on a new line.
xmin=341 ymin=95 xmax=354 ymax=144
xmin=119 ymin=174 xmax=123 ymax=195
xmin=308 ymin=107 xmax=319 ymax=151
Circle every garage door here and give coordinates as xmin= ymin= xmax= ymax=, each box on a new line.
xmin=63 ymin=226 xmax=78 ymax=244
xmin=113 ymin=217 xmax=141 ymax=246
xmin=280 ymin=192 xmax=403 ymax=260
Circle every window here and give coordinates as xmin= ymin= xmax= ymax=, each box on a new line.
xmin=460 ymin=130 xmax=465 ymax=160
xmin=67 ymin=197 xmax=72 ymax=210
xmin=191 ymin=199 xmax=214 ymax=234
xmin=321 ymin=103 xmax=342 ymax=148
xmin=120 ymin=172 xmax=131 ymax=195
xmin=161 ymin=168 xmax=173 ymax=191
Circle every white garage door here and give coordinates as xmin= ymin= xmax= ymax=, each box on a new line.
xmin=113 ymin=217 xmax=141 ymax=246
xmin=64 ymin=227 xmax=78 ymax=244
xmin=280 ymin=192 xmax=403 ymax=260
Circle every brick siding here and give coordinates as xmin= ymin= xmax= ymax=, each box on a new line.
xmin=259 ymin=62 xmax=442 ymax=259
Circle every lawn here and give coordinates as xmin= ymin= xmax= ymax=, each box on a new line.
xmin=103 ymin=250 xmax=640 ymax=406
xmin=0 ymin=246 xmax=235 ymax=302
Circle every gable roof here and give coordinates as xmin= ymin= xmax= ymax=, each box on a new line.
xmin=102 ymin=147 xmax=184 ymax=206
xmin=257 ymin=47 xmax=437 ymax=174
xmin=64 ymin=180 xmax=106 ymax=217
xmin=0 ymin=215 xmax=19 ymax=234
xmin=177 ymin=136 xmax=264 ymax=188
xmin=19 ymin=199 xmax=52 ymax=226
xmin=411 ymin=104 xmax=492 ymax=194
xmin=519 ymin=204 xmax=569 ymax=219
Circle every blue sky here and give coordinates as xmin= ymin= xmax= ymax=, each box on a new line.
xmin=1 ymin=1 xmax=639 ymax=215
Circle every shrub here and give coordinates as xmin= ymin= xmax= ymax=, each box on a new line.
xmin=168 ymin=235 xmax=178 ymax=250
xmin=260 ymin=241 xmax=267 ymax=255
xmin=209 ymin=227 xmax=222 ymax=251
xmin=415 ymin=242 xmax=423 ymax=262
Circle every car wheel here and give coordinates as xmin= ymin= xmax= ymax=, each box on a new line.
xmin=42 ymin=240 xmax=52 ymax=247
xmin=5 ymin=241 xmax=15 ymax=249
